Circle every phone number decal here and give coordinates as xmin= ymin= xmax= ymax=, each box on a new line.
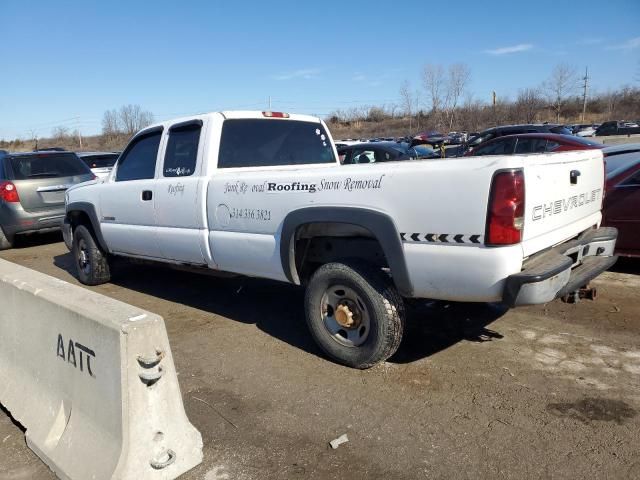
xmin=230 ymin=207 xmax=272 ymax=221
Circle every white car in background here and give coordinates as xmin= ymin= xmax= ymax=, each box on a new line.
xmin=76 ymin=151 xmax=120 ymax=179
xmin=574 ymin=124 xmax=598 ymax=137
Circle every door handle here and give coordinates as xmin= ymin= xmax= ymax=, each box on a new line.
xmin=142 ymin=190 xmax=153 ymax=201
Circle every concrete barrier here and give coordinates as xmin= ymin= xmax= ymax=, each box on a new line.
xmin=0 ymin=259 xmax=203 ymax=479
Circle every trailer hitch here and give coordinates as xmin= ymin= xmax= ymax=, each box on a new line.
xmin=561 ymin=285 xmax=597 ymax=304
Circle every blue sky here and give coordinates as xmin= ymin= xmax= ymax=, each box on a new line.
xmin=1 ymin=0 xmax=639 ymax=139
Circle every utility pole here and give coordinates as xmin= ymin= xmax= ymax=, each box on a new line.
xmin=78 ymin=129 xmax=83 ymax=149
xmin=268 ymin=96 xmax=272 ymax=110
xmin=581 ymin=67 xmax=589 ymax=123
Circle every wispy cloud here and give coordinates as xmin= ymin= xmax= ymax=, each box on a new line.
xmin=577 ymin=37 xmax=604 ymax=46
xmin=271 ymin=68 xmax=321 ymax=81
xmin=606 ymin=36 xmax=640 ymax=50
xmin=351 ymin=73 xmax=382 ymax=87
xmin=484 ymin=43 xmax=533 ymax=55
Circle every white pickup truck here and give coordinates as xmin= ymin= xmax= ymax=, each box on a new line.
xmin=63 ymin=111 xmax=617 ymax=368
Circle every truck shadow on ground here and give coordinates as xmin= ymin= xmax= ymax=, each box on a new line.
xmin=53 ymin=254 xmax=507 ymax=365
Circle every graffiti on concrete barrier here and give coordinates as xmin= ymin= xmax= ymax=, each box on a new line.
xmin=57 ymin=334 xmax=96 ymax=378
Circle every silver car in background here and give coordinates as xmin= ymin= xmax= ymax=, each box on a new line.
xmin=76 ymin=151 xmax=120 ymax=179
xmin=0 ymin=150 xmax=95 ymax=249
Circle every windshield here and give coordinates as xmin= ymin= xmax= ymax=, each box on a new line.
xmin=605 ymin=151 xmax=640 ymax=176
xmin=9 ymin=153 xmax=91 ymax=179
xmin=412 ymin=145 xmax=437 ymax=157
xmin=549 ymin=126 xmax=573 ymax=135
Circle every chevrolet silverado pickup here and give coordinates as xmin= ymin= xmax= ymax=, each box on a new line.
xmin=63 ymin=111 xmax=617 ymax=368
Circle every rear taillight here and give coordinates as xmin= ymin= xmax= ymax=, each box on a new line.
xmin=486 ymin=170 xmax=525 ymax=246
xmin=0 ymin=181 xmax=20 ymax=203
xmin=262 ymin=111 xmax=289 ymax=118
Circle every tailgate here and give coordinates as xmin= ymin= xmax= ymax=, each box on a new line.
xmin=522 ymin=149 xmax=604 ymax=257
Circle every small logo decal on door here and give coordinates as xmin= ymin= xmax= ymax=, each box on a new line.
xmin=168 ymin=183 xmax=185 ymax=196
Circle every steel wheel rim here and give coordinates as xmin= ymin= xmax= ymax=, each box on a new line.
xmin=77 ymin=239 xmax=91 ymax=275
xmin=320 ymin=284 xmax=370 ymax=347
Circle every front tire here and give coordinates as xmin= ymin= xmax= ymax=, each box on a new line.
xmin=304 ymin=261 xmax=405 ymax=369
xmin=72 ymin=225 xmax=111 ymax=285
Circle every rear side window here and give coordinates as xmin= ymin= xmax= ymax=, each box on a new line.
xmin=116 ymin=131 xmax=162 ymax=181
xmin=546 ymin=141 xmax=561 ymax=152
xmin=218 ymin=119 xmax=335 ymax=168
xmin=515 ymin=138 xmax=547 ymax=154
xmin=9 ymin=153 xmax=90 ymax=180
xmin=473 ymin=138 xmax=516 ymax=156
xmin=163 ymin=123 xmax=201 ymax=177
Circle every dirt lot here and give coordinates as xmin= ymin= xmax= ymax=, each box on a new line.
xmin=1 ymin=234 xmax=639 ymax=480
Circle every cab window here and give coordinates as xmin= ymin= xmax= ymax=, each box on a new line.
xmin=163 ymin=122 xmax=201 ymax=177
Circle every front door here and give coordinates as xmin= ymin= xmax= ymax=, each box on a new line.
xmin=99 ymin=128 xmax=163 ymax=258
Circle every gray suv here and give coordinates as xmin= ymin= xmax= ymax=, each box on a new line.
xmin=0 ymin=151 xmax=94 ymax=249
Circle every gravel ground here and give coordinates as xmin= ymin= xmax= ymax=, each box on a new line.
xmin=1 ymin=233 xmax=639 ymax=480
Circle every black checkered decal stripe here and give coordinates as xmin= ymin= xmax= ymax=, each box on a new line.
xmin=400 ymin=233 xmax=483 ymax=244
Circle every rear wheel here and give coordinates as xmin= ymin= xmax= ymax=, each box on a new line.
xmin=72 ymin=225 xmax=111 ymax=285
xmin=0 ymin=228 xmax=13 ymax=250
xmin=304 ymin=261 xmax=405 ymax=369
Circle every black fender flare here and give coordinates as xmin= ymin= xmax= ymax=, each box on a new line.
xmin=65 ymin=202 xmax=109 ymax=252
xmin=280 ymin=207 xmax=413 ymax=297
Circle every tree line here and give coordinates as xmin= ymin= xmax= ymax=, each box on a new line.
xmin=328 ymin=63 xmax=640 ymax=136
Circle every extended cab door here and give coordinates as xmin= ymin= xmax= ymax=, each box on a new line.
xmin=98 ymin=127 xmax=163 ymax=258
xmin=153 ymin=119 xmax=207 ymax=264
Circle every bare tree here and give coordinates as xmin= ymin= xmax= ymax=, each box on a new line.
xmin=422 ymin=64 xmax=444 ymax=112
xmin=118 ymin=104 xmax=154 ymax=136
xmin=399 ymin=80 xmax=415 ymax=131
xmin=422 ymin=64 xmax=445 ymax=125
xmin=28 ymin=129 xmax=38 ymax=149
xmin=51 ymin=126 xmax=70 ymax=142
xmin=515 ymin=88 xmax=544 ymax=123
xmin=102 ymin=109 xmax=120 ymax=138
xmin=444 ymin=63 xmax=471 ymax=130
xmin=543 ymin=63 xmax=578 ymax=122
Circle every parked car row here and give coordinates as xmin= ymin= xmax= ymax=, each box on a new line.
xmin=0 ymin=149 xmax=120 ymax=249
xmin=338 ymin=141 xmax=440 ymax=164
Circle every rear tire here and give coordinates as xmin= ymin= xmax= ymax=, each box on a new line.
xmin=0 ymin=227 xmax=13 ymax=250
xmin=72 ymin=225 xmax=111 ymax=285
xmin=304 ymin=261 xmax=405 ymax=369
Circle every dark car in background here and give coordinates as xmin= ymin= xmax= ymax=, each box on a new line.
xmin=76 ymin=151 xmax=120 ymax=179
xmin=465 ymin=133 xmax=604 ymax=157
xmin=0 ymin=151 xmax=95 ymax=249
xmin=338 ymin=141 xmax=440 ymax=164
xmin=411 ymin=130 xmax=448 ymax=148
xmin=595 ymin=121 xmax=640 ymax=137
xmin=602 ymin=144 xmax=640 ymax=257
xmin=465 ymin=124 xmax=573 ymax=153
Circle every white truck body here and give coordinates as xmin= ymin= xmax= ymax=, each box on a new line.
xmin=63 ymin=111 xmax=617 ymax=367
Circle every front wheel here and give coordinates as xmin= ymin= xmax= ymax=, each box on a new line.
xmin=72 ymin=225 xmax=111 ymax=285
xmin=304 ymin=261 xmax=405 ymax=369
